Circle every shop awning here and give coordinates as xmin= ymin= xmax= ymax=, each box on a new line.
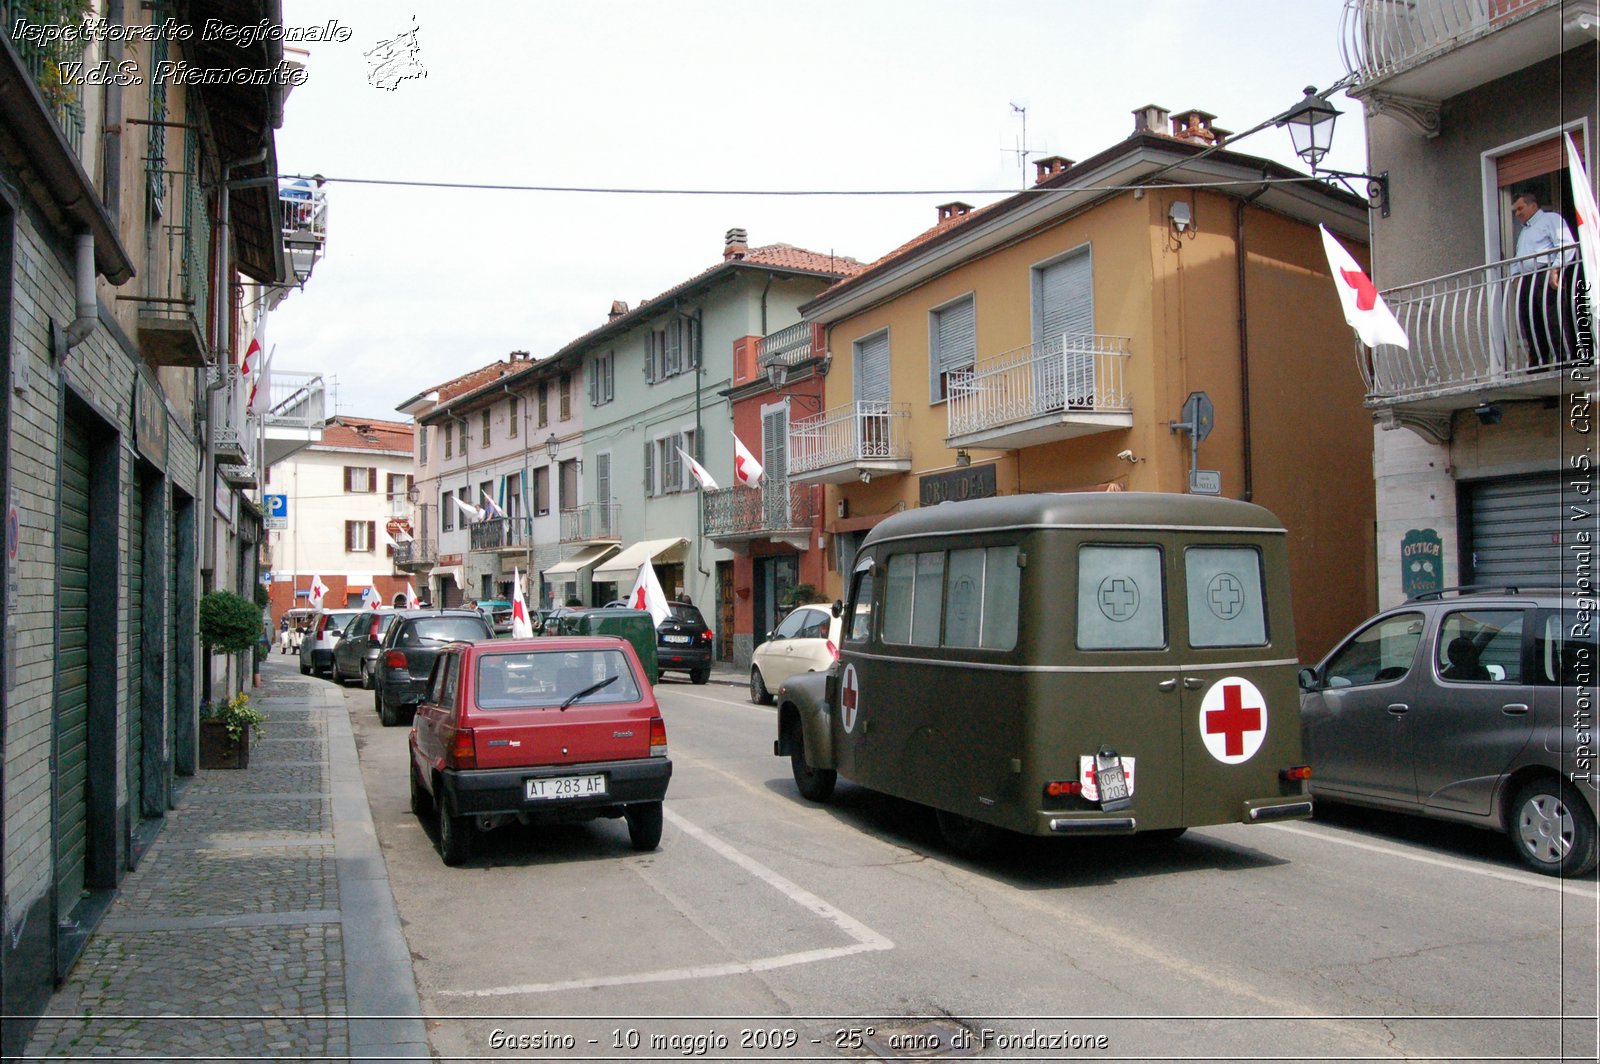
xmin=544 ymin=543 xmax=621 ymax=578
xmin=592 ymin=537 xmax=688 ymax=585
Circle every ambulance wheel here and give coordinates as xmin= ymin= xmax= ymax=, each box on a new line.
xmin=787 ymin=718 xmax=835 ymax=802
xmin=1143 ymin=827 xmax=1188 ymax=841
xmin=935 ymin=809 xmax=998 ymax=859
xmin=750 ymin=667 xmax=772 ymax=705
xmin=1510 ymin=778 xmax=1598 ymax=877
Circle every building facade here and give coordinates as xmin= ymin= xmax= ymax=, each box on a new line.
xmin=1337 ymin=0 xmax=1597 ymax=604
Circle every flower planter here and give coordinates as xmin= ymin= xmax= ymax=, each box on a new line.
xmin=199 ymin=718 xmax=250 ymax=769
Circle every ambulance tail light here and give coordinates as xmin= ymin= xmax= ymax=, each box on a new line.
xmin=1045 ymin=780 xmax=1082 ymax=798
xmin=1280 ymin=765 xmax=1312 ymax=782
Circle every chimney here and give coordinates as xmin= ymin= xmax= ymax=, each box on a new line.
xmin=724 ymin=227 xmax=749 ymax=261
xmin=1169 ymin=108 xmax=1229 ymax=146
xmin=608 ymin=300 xmax=629 ymax=321
xmin=509 ymin=349 xmax=530 ymax=362
xmin=1132 ymin=103 xmax=1171 ymax=135
xmin=937 ymin=201 xmax=972 ymax=224
xmin=1033 ymin=155 xmax=1074 ymax=185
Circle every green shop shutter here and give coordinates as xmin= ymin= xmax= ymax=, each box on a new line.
xmin=126 ymin=476 xmax=144 ymax=817
xmin=57 ymin=419 xmax=92 ymax=912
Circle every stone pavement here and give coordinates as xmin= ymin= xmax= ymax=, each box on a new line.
xmin=22 ymin=656 xmax=427 ymax=1063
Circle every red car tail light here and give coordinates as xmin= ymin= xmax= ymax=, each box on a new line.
xmin=447 ymin=727 xmax=477 ymax=769
xmin=701 ymin=629 xmax=713 ymax=642
xmin=826 ymin=639 xmax=839 ymax=662
xmin=384 ymin=649 xmax=407 ymax=670
xmin=315 ymin=615 xmax=330 ymax=638
xmin=649 ymin=716 xmax=668 ymax=758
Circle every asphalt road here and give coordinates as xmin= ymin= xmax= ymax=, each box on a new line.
xmin=338 ymin=675 xmax=1599 ymax=1063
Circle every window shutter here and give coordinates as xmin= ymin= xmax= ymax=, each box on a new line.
xmin=343 ymin=466 xmax=352 ymax=491
xmin=368 ymin=467 xmax=377 ymax=492
xmin=589 ymin=363 xmax=598 ymax=405
xmin=932 ymin=298 xmax=977 ymax=399
xmin=854 ymin=332 xmax=891 ymax=404
xmin=597 ymin=453 xmax=611 ymax=505
xmin=1497 ymin=131 xmax=1586 ymax=187
xmin=344 ymin=521 xmax=353 ymax=551
xmin=365 ymin=521 xmax=375 ymax=551
xmin=644 ymin=440 xmax=655 ymax=495
xmin=644 ymin=336 xmax=656 ymax=381
xmin=407 ymin=474 xmax=415 ymax=491
xmin=665 ymin=322 xmax=681 ymax=376
xmin=687 ymin=317 xmax=700 ymax=368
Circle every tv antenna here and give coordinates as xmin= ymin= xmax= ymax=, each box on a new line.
xmin=1006 ymin=101 xmax=1042 ymax=188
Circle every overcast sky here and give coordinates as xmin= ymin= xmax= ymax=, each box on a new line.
xmin=269 ymin=1 xmax=1370 ymax=420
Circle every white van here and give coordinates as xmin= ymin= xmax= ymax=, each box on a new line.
xmin=299 ymin=608 xmax=363 ymax=677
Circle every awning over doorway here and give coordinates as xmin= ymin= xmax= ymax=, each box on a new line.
xmin=544 ymin=543 xmax=621 ymax=578
xmin=592 ymin=537 xmax=688 ymax=586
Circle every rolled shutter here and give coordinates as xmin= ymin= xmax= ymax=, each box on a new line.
xmin=644 ymin=440 xmax=655 ymax=495
xmin=854 ymin=331 xmax=890 ymax=404
xmin=932 ymin=297 xmax=976 ymax=399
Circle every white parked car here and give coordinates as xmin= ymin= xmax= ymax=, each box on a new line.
xmin=749 ymin=603 xmax=842 ymax=705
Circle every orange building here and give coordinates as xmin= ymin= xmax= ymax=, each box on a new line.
xmin=794 ymin=107 xmax=1378 ymax=660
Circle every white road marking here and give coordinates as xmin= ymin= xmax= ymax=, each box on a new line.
xmin=1265 ymin=821 xmax=1600 ymax=898
xmin=439 ymin=808 xmax=892 ymax=998
xmin=663 ymin=686 xmax=775 ymax=712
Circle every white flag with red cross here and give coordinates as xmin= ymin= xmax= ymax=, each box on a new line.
xmin=405 ymin=582 xmax=421 ymax=609
xmin=676 ymin=446 xmax=719 ymax=491
xmin=510 ymin=567 xmax=535 ymax=638
xmin=1565 ymin=133 xmax=1599 ymax=297
xmin=732 ymin=432 xmax=764 ymax=488
xmin=308 ymin=573 xmax=329 ymax=609
xmin=1320 ymin=225 xmax=1409 ymax=350
xmin=627 ymin=562 xmax=671 ymax=628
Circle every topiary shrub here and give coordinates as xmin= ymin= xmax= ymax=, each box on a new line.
xmin=199 ymin=590 xmax=263 ymax=655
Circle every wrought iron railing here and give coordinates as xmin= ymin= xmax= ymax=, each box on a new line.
xmin=703 ymin=479 xmax=813 ymax=538
xmin=946 ymin=334 xmax=1132 ymax=438
xmin=560 ymin=502 xmax=621 ymax=543
xmin=755 ymin=321 xmax=822 ymax=370
xmin=1362 ymin=245 xmax=1586 ymax=400
xmin=470 ymin=517 xmax=536 ymax=551
xmin=0 ymin=1 xmax=87 ymax=154
xmin=394 ymin=538 xmax=437 ymax=568
xmin=1338 ymin=0 xmax=1555 ymax=87
xmin=788 ymin=401 xmax=911 ymax=474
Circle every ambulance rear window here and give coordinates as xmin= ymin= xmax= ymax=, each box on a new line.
xmin=1076 ymin=545 xmax=1166 ymax=650
xmin=1184 ymin=546 xmax=1268 ymax=648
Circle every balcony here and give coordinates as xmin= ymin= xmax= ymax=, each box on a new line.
xmin=1339 ymin=0 xmax=1588 ymax=116
xmin=260 ymin=371 xmax=326 ymax=468
xmin=945 ymin=334 xmax=1133 ymax=451
xmin=560 ymin=502 xmax=622 ymax=544
xmin=0 ymin=0 xmax=87 ymax=155
xmin=756 ymin=321 xmax=826 ymax=374
xmin=280 ymin=179 xmax=328 ymax=286
xmin=704 ymin=479 xmax=815 ymax=549
xmin=788 ymin=401 xmax=912 ymax=485
xmin=128 ymin=130 xmax=211 ymax=366
xmin=214 ymin=425 xmax=248 ymax=465
xmin=394 ymin=537 xmax=437 ymax=573
xmin=218 ymin=460 xmax=258 ymax=489
xmin=1361 ymin=246 xmax=1588 ymax=438
xmin=470 ymin=517 xmax=535 ymax=553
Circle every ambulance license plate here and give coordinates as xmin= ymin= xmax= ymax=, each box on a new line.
xmin=1095 ymin=759 xmax=1129 ymax=804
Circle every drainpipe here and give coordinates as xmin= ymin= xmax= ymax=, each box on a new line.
xmin=686 ymin=301 xmax=710 ymax=585
xmin=101 ymin=0 xmax=124 ymax=215
xmin=1234 ymin=186 xmax=1269 ymax=503
xmin=62 ymin=233 xmax=97 ymax=349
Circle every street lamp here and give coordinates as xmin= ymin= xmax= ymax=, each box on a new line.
xmin=1276 ymin=86 xmax=1391 ymax=218
xmin=544 ymin=432 xmax=560 ymax=462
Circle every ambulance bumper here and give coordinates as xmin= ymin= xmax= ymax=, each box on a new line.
xmin=1244 ymin=798 xmax=1314 ymax=823
xmin=1047 ymin=816 xmax=1138 ymax=835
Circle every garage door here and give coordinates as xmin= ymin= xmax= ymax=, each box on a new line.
xmin=1465 ymin=473 xmax=1566 ymax=587
xmin=127 ymin=476 xmax=144 ymax=818
xmin=57 ymin=418 xmax=92 ymax=912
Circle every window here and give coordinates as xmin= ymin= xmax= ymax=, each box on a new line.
xmin=1535 ymin=611 xmax=1598 ymax=686
xmin=773 ymin=608 xmax=811 ymax=640
xmin=538 ymin=381 xmax=549 ymax=427
xmin=479 ymin=480 xmax=495 ymax=518
xmin=559 ymin=373 xmax=572 ymax=420
xmin=419 ymin=426 xmax=429 ymax=466
xmin=387 ymin=473 xmax=410 ymax=517
xmin=930 ymin=296 xmax=977 ymax=402
xmin=882 ymin=552 xmax=942 ymax=647
xmin=443 ymin=422 xmax=453 ymax=459
xmin=646 ymin=317 xmax=700 ymax=382
xmin=846 ymin=566 xmax=875 ymax=643
xmin=559 ymin=459 xmax=578 ymax=511
xmin=507 ymin=396 xmax=519 ymax=438
xmin=480 ymin=409 xmax=491 ymax=447
xmin=1323 ymin=612 xmax=1425 ymax=687
xmin=441 ymin=491 xmax=455 ymax=532
xmin=1436 ymin=610 xmax=1524 ymax=684
xmin=1076 ymin=544 xmax=1165 ymax=650
xmin=533 ymin=466 xmax=550 ymax=516
xmin=649 ymin=432 xmax=696 ymax=495
xmin=1185 ymin=546 xmax=1268 ymax=648
xmin=590 ymin=352 xmax=614 ymax=406
xmin=505 ymin=472 xmax=523 ymax=524
xmin=345 ymin=520 xmax=375 ymax=553
xmin=344 ymin=466 xmax=376 ymax=493
xmin=882 ymin=547 xmax=1018 ymax=650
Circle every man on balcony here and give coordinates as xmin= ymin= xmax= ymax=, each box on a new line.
xmin=1511 ymin=190 xmax=1580 ymax=367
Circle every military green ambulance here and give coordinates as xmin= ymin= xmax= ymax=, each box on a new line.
xmin=774 ymin=492 xmax=1313 ymax=855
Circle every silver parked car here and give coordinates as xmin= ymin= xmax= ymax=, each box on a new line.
xmin=1300 ymin=587 xmax=1597 ymax=876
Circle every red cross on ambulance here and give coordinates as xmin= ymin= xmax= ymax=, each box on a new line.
xmin=840 ymin=663 xmax=860 ymax=734
xmin=1197 ymin=676 xmax=1268 ymax=764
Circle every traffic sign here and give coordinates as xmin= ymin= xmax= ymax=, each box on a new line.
xmin=1189 ymin=470 xmax=1221 ymax=495
xmin=264 ymin=493 xmax=288 ymax=530
xmin=1179 ymin=392 xmax=1214 ymax=442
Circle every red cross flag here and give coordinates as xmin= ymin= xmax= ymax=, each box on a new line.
xmin=676 ymin=446 xmax=719 ymax=491
xmin=308 ymin=573 xmax=329 ymax=609
xmin=510 ymin=566 xmax=534 ymax=638
xmin=1198 ymin=676 xmax=1268 ymax=764
xmin=627 ymin=562 xmax=671 ymax=628
xmin=452 ymin=495 xmax=484 ymax=523
xmin=1320 ymin=225 xmax=1408 ymax=350
xmin=1565 ymin=133 xmax=1599 ymax=298
xmin=405 ymin=582 xmax=421 ymax=609
xmin=239 ymin=336 xmax=260 ymax=376
xmin=732 ymin=432 xmax=764 ymax=488
xmin=840 ymin=663 xmax=861 ymax=733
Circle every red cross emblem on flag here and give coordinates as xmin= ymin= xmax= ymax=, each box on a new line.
xmin=840 ymin=663 xmax=860 ymax=734
xmin=1197 ymin=676 xmax=1268 ymax=764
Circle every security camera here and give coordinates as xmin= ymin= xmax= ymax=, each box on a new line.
xmin=1116 ymin=449 xmax=1136 ymax=462
xmin=859 ymin=470 xmax=872 ymax=484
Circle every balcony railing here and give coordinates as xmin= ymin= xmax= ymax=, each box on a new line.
xmin=755 ymin=321 xmax=823 ymax=371
xmin=1364 ymin=246 xmax=1586 ymax=404
xmin=265 ymin=372 xmax=326 ymax=430
xmin=947 ymin=334 xmax=1132 ymax=439
xmin=126 ymin=130 xmax=212 ymax=367
xmin=703 ymin=479 xmax=814 ymax=541
xmin=789 ymin=401 xmax=912 ymax=479
xmin=394 ymin=538 xmax=437 ymax=570
xmin=1339 ymin=0 xmax=1559 ymax=88
xmin=0 ymin=1 xmax=87 ymax=154
xmin=560 ymin=502 xmax=621 ymax=543
xmin=470 ymin=517 xmax=535 ymax=552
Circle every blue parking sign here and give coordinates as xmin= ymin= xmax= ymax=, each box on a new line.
xmin=264 ymin=493 xmax=288 ymax=529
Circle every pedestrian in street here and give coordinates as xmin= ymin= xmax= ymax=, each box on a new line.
xmin=1511 ymin=190 xmax=1579 ymax=367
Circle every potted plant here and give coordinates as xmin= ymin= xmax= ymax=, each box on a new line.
xmin=199 ymin=691 xmax=266 ymax=769
xmin=200 ymin=589 xmax=263 ymax=695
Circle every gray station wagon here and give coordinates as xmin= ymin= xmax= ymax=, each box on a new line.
xmin=1300 ymin=587 xmax=1597 ymax=876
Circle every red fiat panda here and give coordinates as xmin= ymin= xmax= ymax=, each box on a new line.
xmin=407 ymin=636 xmax=671 ymax=865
